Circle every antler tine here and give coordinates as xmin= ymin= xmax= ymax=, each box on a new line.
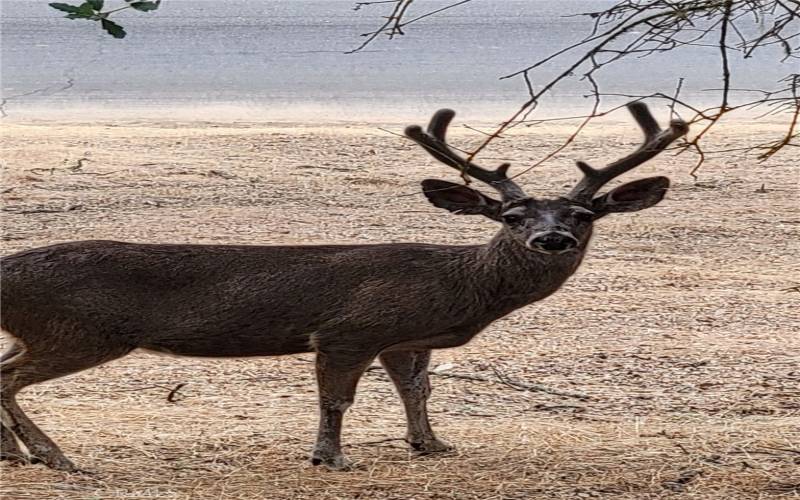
xmin=569 ymin=102 xmax=689 ymax=202
xmin=405 ymin=109 xmax=527 ymax=201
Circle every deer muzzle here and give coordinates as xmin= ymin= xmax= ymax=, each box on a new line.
xmin=526 ymin=231 xmax=579 ymax=254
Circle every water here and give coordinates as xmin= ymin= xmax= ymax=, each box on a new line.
xmin=1 ymin=0 xmax=791 ymax=121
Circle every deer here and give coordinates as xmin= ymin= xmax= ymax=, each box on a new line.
xmin=0 ymin=102 xmax=688 ymax=472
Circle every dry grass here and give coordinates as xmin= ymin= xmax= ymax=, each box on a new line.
xmin=1 ymin=118 xmax=798 ymax=499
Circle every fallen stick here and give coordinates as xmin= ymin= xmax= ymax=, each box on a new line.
xmin=435 ymin=369 xmax=590 ymax=401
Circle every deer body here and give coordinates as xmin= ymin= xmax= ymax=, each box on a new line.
xmin=0 ymin=103 xmax=687 ymax=472
xmin=2 ymin=234 xmax=585 ymax=359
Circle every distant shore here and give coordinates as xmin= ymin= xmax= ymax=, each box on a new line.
xmin=1 ymin=100 xmax=626 ymax=124
xmin=1 ymin=101 xmax=793 ymax=128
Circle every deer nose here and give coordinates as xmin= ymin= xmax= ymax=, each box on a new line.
xmin=527 ymin=232 xmax=578 ymax=253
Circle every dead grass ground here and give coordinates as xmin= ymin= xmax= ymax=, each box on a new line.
xmin=0 ymin=118 xmax=798 ymax=499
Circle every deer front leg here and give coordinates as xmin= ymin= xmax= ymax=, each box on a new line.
xmin=311 ymin=350 xmax=373 ymax=470
xmin=379 ymin=350 xmax=453 ymax=454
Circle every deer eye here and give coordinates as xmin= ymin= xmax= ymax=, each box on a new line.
xmin=502 ymin=213 xmax=523 ymax=225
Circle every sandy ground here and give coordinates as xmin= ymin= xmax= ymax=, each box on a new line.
xmin=0 ymin=116 xmax=798 ymax=499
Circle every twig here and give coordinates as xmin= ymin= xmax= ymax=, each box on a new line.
xmin=349 ymin=0 xmax=473 ymax=53
xmin=4 ymin=204 xmax=84 ymax=215
xmin=345 ymin=437 xmax=407 ymax=447
xmin=166 ymin=383 xmax=188 ymax=403
xmin=435 ymin=368 xmax=590 ymax=400
xmin=347 ymin=0 xmax=410 ymax=54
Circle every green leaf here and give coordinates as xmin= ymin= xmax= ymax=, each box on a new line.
xmin=49 ymin=3 xmax=82 ymax=13
xmin=86 ymin=0 xmax=103 ymax=10
xmin=76 ymin=2 xmax=96 ymax=16
xmin=62 ymin=3 xmax=95 ymax=20
xmin=129 ymin=1 xmax=160 ymax=12
xmin=101 ymin=18 xmax=126 ymax=38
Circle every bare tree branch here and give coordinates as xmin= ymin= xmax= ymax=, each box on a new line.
xmin=348 ymin=0 xmax=473 ymax=54
xmin=355 ymin=0 xmax=800 ymax=175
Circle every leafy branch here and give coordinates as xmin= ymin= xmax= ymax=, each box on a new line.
xmin=49 ymin=0 xmax=161 ymax=39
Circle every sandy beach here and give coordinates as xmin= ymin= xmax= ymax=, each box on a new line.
xmin=1 ymin=116 xmax=798 ymax=499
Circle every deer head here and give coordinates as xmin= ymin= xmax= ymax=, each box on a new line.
xmin=406 ymin=103 xmax=689 ymax=254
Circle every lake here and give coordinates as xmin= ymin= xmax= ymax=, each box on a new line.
xmin=1 ymin=0 xmax=791 ymax=121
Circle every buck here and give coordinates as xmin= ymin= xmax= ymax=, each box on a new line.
xmin=0 ymin=102 xmax=687 ymax=471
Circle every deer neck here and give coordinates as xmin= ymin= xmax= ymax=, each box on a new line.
xmin=471 ymin=229 xmax=590 ymax=307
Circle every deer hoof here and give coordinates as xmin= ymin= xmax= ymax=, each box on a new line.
xmin=33 ymin=453 xmax=77 ymax=472
xmin=310 ymin=453 xmax=355 ymax=471
xmin=409 ymin=438 xmax=454 ymax=454
xmin=0 ymin=450 xmax=31 ymax=466
xmin=1 ymin=451 xmax=76 ymax=472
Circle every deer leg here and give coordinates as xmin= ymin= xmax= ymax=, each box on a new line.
xmin=1 ymin=415 xmax=26 ymax=465
xmin=0 ymin=342 xmax=24 ymax=363
xmin=311 ymin=350 xmax=374 ymax=470
xmin=0 ymin=342 xmax=130 ymax=471
xmin=379 ymin=350 xmax=453 ymax=454
xmin=1 ymin=342 xmax=26 ymax=464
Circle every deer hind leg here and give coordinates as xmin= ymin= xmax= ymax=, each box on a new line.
xmin=0 ymin=420 xmax=26 ymax=464
xmin=0 ymin=342 xmax=24 ymax=363
xmin=0 ymin=338 xmax=130 ymax=471
xmin=1 ymin=342 xmax=26 ymax=464
xmin=311 ymin=350 xmax=375 ymax=470
xmin=379 ymin=350 xmax=453 ymax=454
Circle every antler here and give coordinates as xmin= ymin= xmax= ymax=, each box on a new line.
xmin=568 ymin=102 xmax=689 ymax=202
xmin=405 ymin=109 xmax=528 ymax=201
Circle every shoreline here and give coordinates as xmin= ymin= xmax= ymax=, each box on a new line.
xmin=1 ymin=114 xmax=793 ymax=150
xmin=1 ymin=99 xmax=793 ymax=127
xmin=1 ymin=114 xmax=792 ymax=129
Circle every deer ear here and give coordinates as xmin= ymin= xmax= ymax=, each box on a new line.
xmin=421 ymin=179 xmax=502 ymax=221
xmin=591 ymin=176 xmax=670 ymax=218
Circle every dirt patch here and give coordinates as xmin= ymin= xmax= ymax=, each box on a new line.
xmin=1 ymin=120 xmax=798 ymax=499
